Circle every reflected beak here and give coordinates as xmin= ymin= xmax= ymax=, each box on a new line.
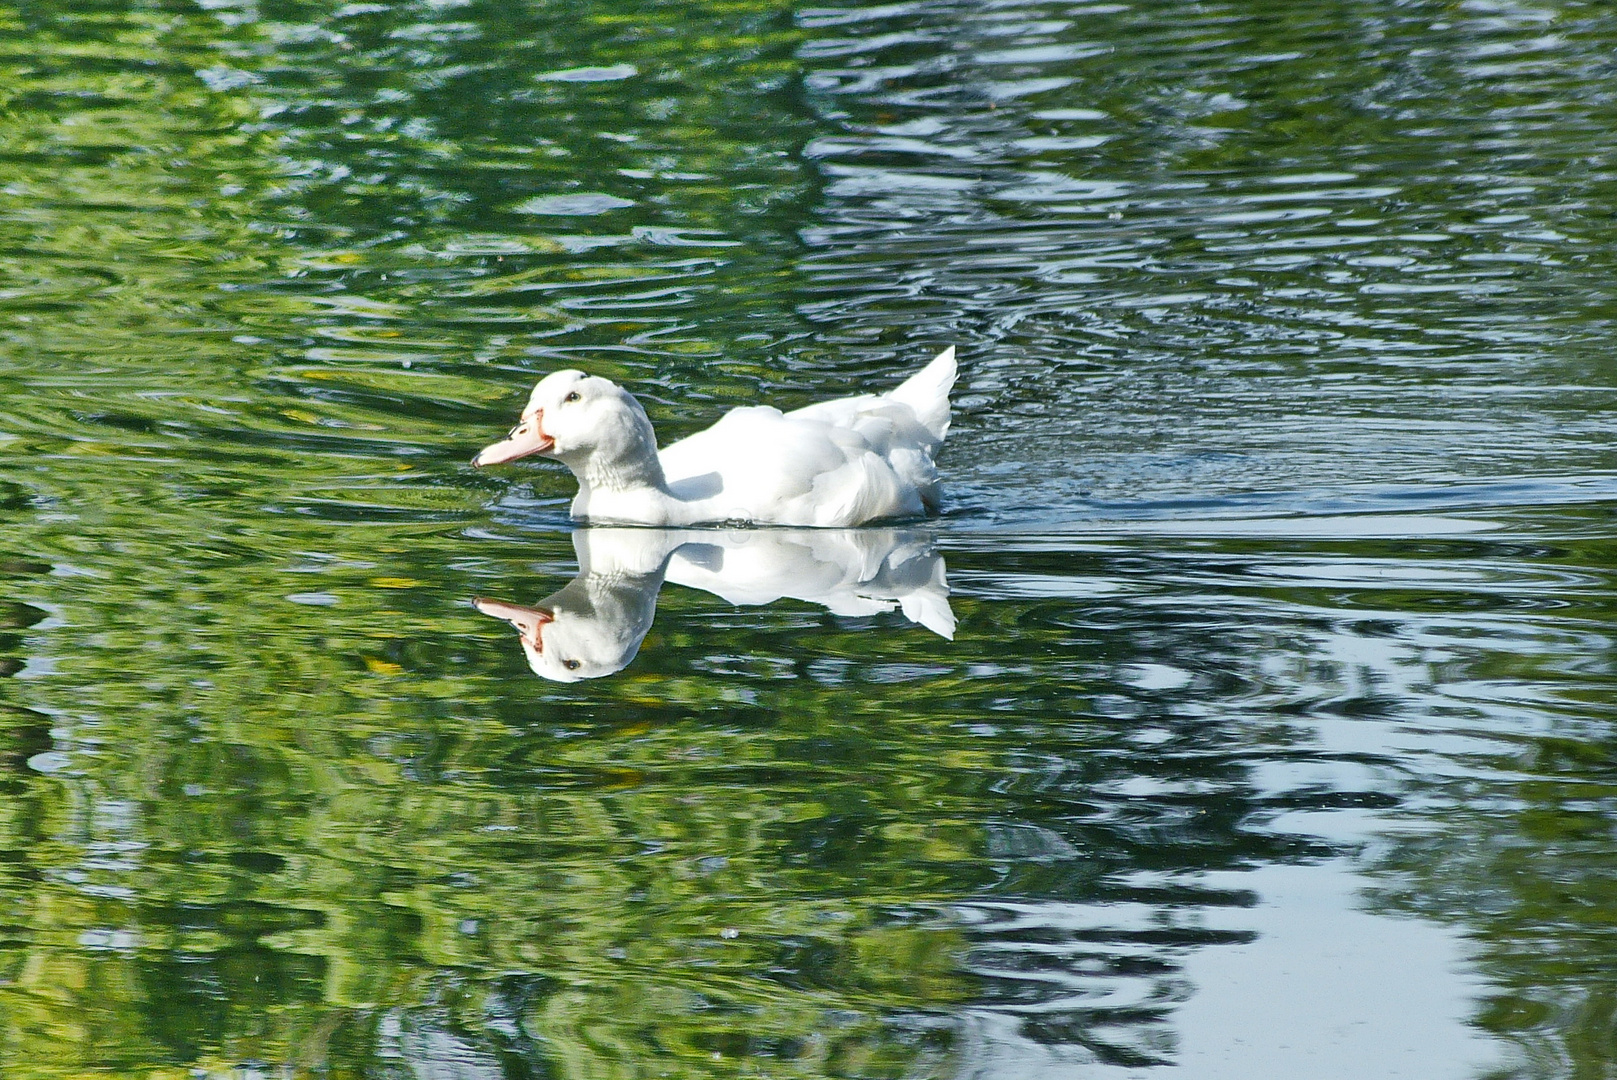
xmin=473 ymin=598 xmax=554 ymax=652
xmin=472 ymin=409 xmax=553 ymax=467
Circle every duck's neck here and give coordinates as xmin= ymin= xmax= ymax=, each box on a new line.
xmin=561 ymin=404 xmax=680 ymax=524
xmin=577 ymin=447 xmax=667 ymax=495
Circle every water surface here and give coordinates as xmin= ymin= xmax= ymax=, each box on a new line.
xmin=1 ymin=1 xmax=1615 ymax=1076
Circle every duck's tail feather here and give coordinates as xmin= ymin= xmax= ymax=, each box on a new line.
xmin=888 ymin=346 xmax=956 ymax=444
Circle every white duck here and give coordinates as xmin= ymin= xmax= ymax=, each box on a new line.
xmin=472 ymin=346 xmax=956 ymax=527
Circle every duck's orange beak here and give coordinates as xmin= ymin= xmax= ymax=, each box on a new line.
xmin=472 ymin=598 xmax=554 ymax=651
xmin=472 ymin=409 xmax=553 ymax=467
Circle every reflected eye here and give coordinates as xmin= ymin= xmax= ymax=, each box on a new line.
xmin=563 ymin=658 xmax=581 ymax=671
xmin=564 ymin=391 xmax=581 ymax=403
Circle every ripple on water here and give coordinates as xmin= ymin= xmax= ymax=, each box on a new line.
xmin=1 ymin=0 xmax=1616 ymax=1077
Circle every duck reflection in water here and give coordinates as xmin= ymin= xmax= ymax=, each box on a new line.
xmin=474 ymin=527 xmax=954 ymax=681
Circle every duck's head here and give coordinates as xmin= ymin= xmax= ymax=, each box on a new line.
xmin=472 ymin=370 xmax=653 ymax=469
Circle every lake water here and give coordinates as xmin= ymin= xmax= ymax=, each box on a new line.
xmin=2 ymin=0 xmax=1615 ymax=1076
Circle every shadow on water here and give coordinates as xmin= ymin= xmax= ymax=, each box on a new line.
xmin=0 ymin=0 xmax=1614 ymax=1077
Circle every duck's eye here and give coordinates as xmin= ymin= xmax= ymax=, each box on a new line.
xmin=564 ymin=391 xmax=581 ymax=403
xmin=563 ymin=658 xmax=581 ymax=671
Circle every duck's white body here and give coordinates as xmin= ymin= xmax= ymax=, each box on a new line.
xmin=473 ymin=347 xmax=956 ymax=527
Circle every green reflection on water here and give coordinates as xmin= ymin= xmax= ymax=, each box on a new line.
xmin=2 ymin=0 xmax=1617 ymax=1077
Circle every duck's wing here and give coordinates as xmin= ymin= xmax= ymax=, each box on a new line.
xmin=657 ymin=407 xmax=855 ymax=519
xmin=660 ymin=407 xmax=839 ymax=493
xmin=653 ymin=348 xmax=956 ymax=526
xmin=655 ymin=407 xmax=925 ymax=526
